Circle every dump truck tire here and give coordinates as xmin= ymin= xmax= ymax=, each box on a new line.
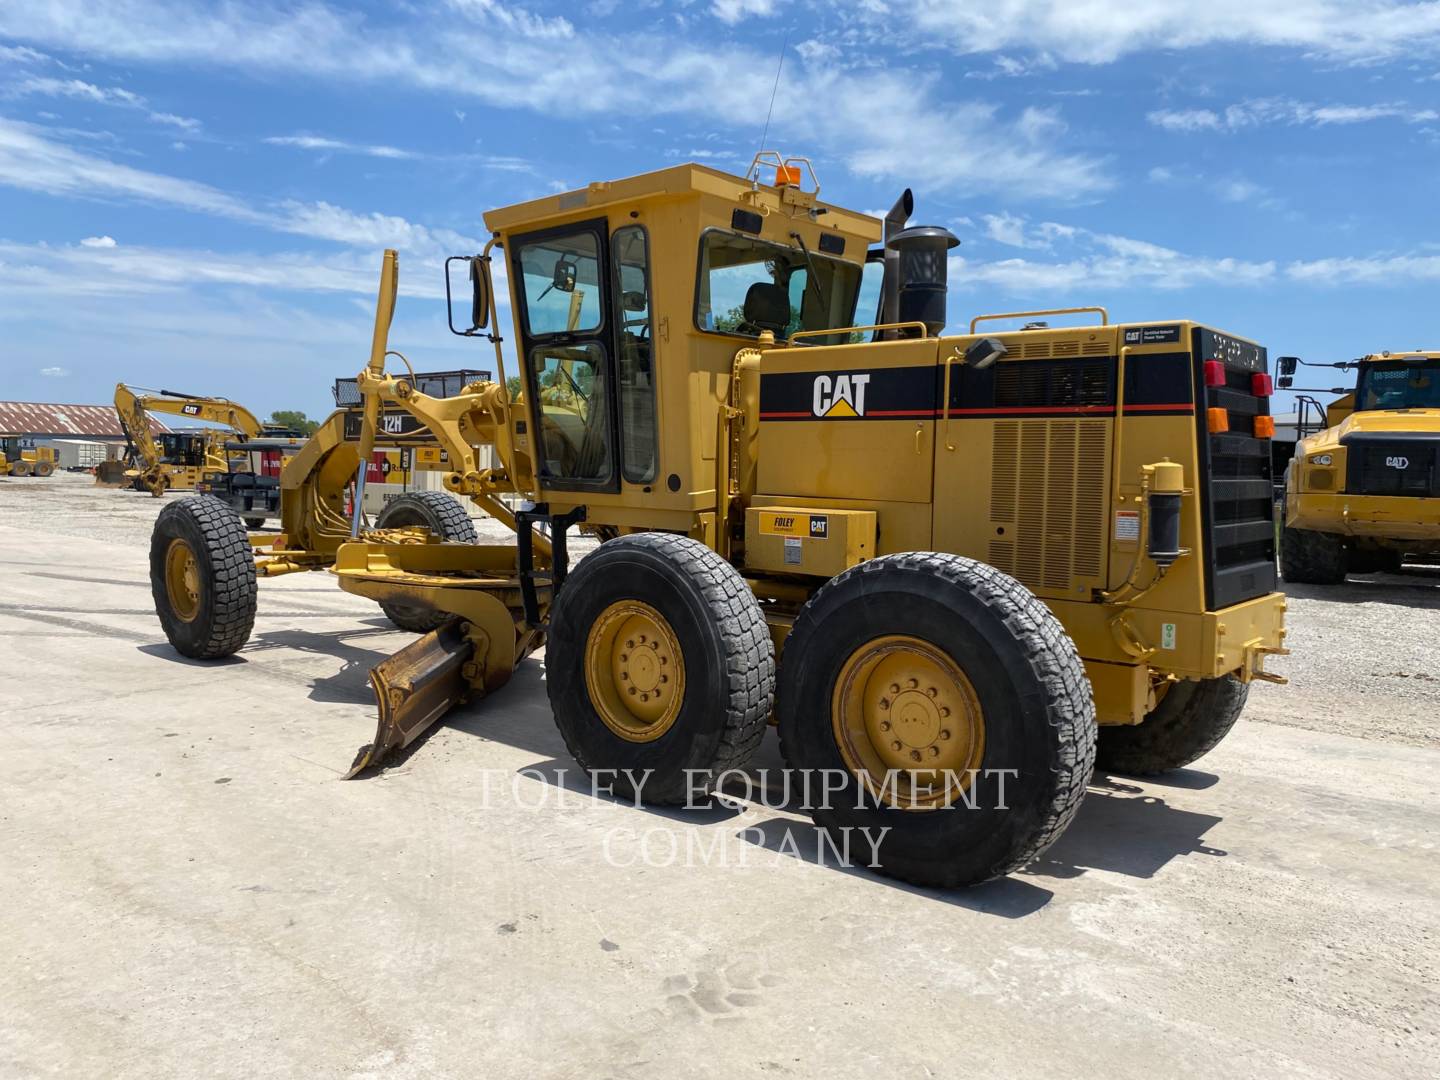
xmin=546 ymin=532 xmax=775 ymax=805
xmin=12 ymin=460 xmax=32 ymax=477
xmin=150 ymin=495 xmax=257 ymax=659
xmin=1096 ymin=675 xmax=1249 ymax=775
xmin=373 ymin=492 xmax=478 ymax=632
xmin=1280 ymin=525 xmax=1347 ymax=584
xmin=34 ymin=460 xmax=55 ymax=477
xmin=776 ymin=553 xmax=1096 ymax=889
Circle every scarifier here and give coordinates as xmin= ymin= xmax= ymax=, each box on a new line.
xmin=148 ymin=155 xmax=1289 ymax=887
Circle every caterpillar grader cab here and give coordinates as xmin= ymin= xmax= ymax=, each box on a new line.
xmin=1278 ymin=352 xmax=1440 ymax=581
xmin=113 ymin=384 xmax=264 ymax=497
xmin=0 ymin=436 xmax=57 ymax=478
xmin=147 ymin=156 xmax=1288 ymax=888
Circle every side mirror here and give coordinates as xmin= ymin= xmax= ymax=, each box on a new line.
xmin=552 ymin=259 xmax=578 ymax=293
xmin=1277 ymin=374 xmax=1293 ymax=389
xmin=965 ymin=337 xmax=1007 ymax=370
xmin=621 ymin=290 xmax=646 ymax=312
xmin=1277 ymin=356 xmax=1298 ymax=377
xmin=446 ymin=254 xmax=492 ymax=336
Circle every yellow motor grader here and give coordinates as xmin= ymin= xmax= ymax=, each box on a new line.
xmin=0 ymin=436 xmax=57 ymax=477
xmin=148 ymin=157 xmax=1288 ymax=887
xmin=113 ymin=384 xmax=264 ymax=496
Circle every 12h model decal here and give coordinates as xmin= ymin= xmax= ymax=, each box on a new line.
xmin=812 ymin=373 xmax=871 ymax=418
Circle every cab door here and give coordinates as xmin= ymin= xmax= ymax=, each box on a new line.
xmin=509 ymin=217 xmax=621 ymax=494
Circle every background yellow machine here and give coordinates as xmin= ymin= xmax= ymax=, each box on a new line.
xmin=113 ymin=384 xmax=264 ymax=496
xmin=1278 ymin=352 xmax=1440 ymax=581
xmin=147 ymin=157 xmax=1287 ymax=888
xmin=0 ymin=436 xmax=57 ymax=478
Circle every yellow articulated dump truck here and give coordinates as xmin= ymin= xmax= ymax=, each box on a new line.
xmin=0 ymin=436 xmax=57 ymax=477
xmin=1278 ymin=352 xmax=1440 ymax=582
xmin=147 ymin=156 xmax=1287 ymax=887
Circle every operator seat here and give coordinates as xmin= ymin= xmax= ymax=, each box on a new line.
xmin=742 ymin=282 xmax=790 ymax=335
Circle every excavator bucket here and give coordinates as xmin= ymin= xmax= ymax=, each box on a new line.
xmin=94 ymin=460 xmax=129 ymax=487
xmin=346 ymin=620 xmax=476 ymax=779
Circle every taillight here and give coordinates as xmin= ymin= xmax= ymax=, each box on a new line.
xmin=1207 ymin=408 xmax=1230 ymax=433
xmin=1251 ymin=373 xmax=1273 ymax=397
xmin=1203 ymin=360 xmax=1226 ymax=387
xmin=1253 ymin=415 xmax=1275 ymax=438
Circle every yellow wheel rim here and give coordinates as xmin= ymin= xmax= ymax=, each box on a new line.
xmin=584 ymin=600 xmax=685 ymax=742
xmin=833 ymin=634 xmax=985 ymax=810
xmin=164 ymin=538 xmax=201 ymax=623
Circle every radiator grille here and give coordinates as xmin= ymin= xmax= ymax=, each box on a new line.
xmin=994 ymin=360 xmax=1112 ymax=409
xmin=988 ymin=419 xmax=1108 ymax=592
xmin=1005 ymin=338 xmax=1110 ymax=360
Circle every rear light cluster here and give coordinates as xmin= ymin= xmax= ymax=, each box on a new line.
xmin=1203 ymin=359 xmax=1274 ymax=437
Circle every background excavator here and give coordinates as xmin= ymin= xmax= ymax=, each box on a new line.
xmin=111 ymin=384 xmax=264 ymax=496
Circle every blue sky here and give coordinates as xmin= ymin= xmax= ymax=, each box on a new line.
xmin=3 ymin=0 xmax=1440 ymax=419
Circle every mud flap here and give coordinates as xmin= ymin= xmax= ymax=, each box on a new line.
xmin=346 ymin=620 xmax=475 ymax=778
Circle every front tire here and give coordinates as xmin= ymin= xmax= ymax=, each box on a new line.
xmin=1096 ymin=675 xmax=1249 ymax=775
xmin=777 ymin=552 xmax=1096 ymax=889
xmin=150 ymin=496 xmax=257 ymax=658
xmin=1280 ymin=525 xmax=1347 ymax=584
xmin=546 ymin=533 xmax=775 ymax=805
xmin=372 ymin=491 xmax=478 ymax=632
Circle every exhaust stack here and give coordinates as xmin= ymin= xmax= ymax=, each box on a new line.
xmin=880 ymin=189 xmax=914 ymax=332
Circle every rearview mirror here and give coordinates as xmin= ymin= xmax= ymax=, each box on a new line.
xmin=1277 ymin=374 xmax=1293 ymax=389
xmin=552 ymin=259 xmax=577 ymax=293
xmin=1277 ymin=356 xmax=1298 ymax=377
xmin=446 ymin=254 xmax=492 ymax=337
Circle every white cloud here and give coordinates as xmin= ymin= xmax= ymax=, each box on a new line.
xmin=0 ymin=0 xmax=1112 ymax=199
xmin=0 ymin=118 xmax=256 ymax=219
xmin=80 ymin=235 xmax=116 ymax=247
xmin=265 ymin=134 xmax=419 ymax=160
xmin=0 ymin=120 xmax=480 ymax=256
xmin=38 ymin=366 xmax=70 ymax=376
xmin=8 ymin=75 xmax=203 ymax=132
xmin=446 ymin=0 xmax=574 ymax=39
xmin=1286 ymin=254 xmax=1440 ymax=285
xmin=980 ymin=212 xmax=1077 ymax=250
xmin=906 ymin=1 xmax=1440 ymax=64
xmin=1150 ymin=98 xmax=1440 ymax=133
xmin=1215 ymin=178 xmax=1267 ymax=203
xmin=712 ymin=0 xmax=777 ymax=24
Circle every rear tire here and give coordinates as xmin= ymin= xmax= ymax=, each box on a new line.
xmin=546 ymin=533 xmax=775 ymax=805
xmin=776 ymin=553 xmax=1096 ymax=889
xmin=373 ymin=492 xmax=478 ymax=632
xmin=34 ymin=460 xmax=54 ymax=477
xmin=1096 ymin=676 xmax=1248 ymax=775
xmin=1280 ymin=525 xmax=1347 ymax=584
xmin=150 ymin=496 xmax=257 ymax=659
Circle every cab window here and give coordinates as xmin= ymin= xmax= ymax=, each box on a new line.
xmin=528 ymin=343 xmax=613 ymax=481
xmin=612 ymin=225 xmax=657 ymax=483
xmin=1358 ymin=358 xmax=1440 ymax=411
xmin=516 ymin=232 xmax=603 ymax=337
xmin=695 ymin=230 xmax=863 ymax=340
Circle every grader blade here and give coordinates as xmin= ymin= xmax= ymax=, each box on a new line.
xmin=347 ymin=620 xmax=474 ymax=779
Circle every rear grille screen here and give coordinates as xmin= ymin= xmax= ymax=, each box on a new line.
xmin=988 ymin=418 xmax=1108 ymax=593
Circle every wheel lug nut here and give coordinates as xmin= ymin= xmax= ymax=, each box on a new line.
xmin=626 ymin=639 xmax=635 ymax=649
xmin=939 ymin=729 xmax=951 ymax=740
xmin=638 ymin=634 xmax=646 ymax=644
xmin=909 ymin=750 xmax=922 ymax=762
xmin=628 ymin=686 xmax=637 ymax=695
xmin=660 ymin=674 xmax=668 ymax=684
xmin=620 ymin=672 xmax=629 ymax=681
xmin=879 ymin=698 xmax=890 ymax=710
xmin=879 ymin=721 xmax=891 ymax=732
xmin=907 ymin=678 xmax=918 ymax=689
xmin=890 ymin=740 xmax=902 ymax=752
xmin=620 ymin=653 xmax=628 ymax=662
xmin=889 ymin=683 xmax=900 ymax=694
xmin=928 ymin=746 xmax=940 ymax=758
xmin=926 ymin=687 xmax=938 ymax=698
xmin=940 ymin=707 xmax=951 ymax=718
xmin=640 ymin=692 xmax=649 ymax=702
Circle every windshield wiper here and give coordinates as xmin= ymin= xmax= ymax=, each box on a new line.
xmin=787 ymin=231 xmax=829 ymax=319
